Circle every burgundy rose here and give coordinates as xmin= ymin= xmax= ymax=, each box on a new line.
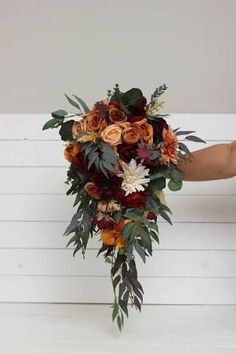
xmin=117 ymin=142 xmax=139 ymax=163
xmin=151 ymin=117 xmax=169 ymax=142
xmin=91 ymin=173 xmax=125 ymax=200
xmin=92 ymin=215 xmax=116 ymax=230
xmin=71 ymin=151 xmax=90 ymax=174
xmin=121 ymin=190 xmax=149 ymax=208
xmin=127 ymin=97 xmax=147 ymax=123
xmin=146 ymin=211 xmax=157 ymax=221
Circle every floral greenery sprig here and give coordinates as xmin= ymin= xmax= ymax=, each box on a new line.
xmin=42 ymin=84 xmax=205 ymax=331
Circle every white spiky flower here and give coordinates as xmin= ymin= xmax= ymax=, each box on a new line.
xmin=117 ymin=159 xmax=150 ymax=195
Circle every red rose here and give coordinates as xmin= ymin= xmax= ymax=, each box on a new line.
xmin=151 ymin=117 xmax=169 ymax=142
xmin=91 ymin=173 xmax=125 ymax=200
xmin=92 ymin=215 xmax=115 ymax=230
xmin=128 ymin=97 xmax=147 ymax=123
xmin=121 ymin=190 xmax=149 ymax=208
xmin=117 ymin=142 xmax=139 ymax=163
xmin=71 ymin=151 xmax=90 ymax=174
xmin=146 ymin=211 xmax=157 ymax=221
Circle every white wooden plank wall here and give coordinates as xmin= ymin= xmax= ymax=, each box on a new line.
xmin=0 ymin=114 xmax=235 ymax=304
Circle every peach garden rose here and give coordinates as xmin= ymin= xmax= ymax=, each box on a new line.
xmin=101 ymin=124 xmax=123 ymax=145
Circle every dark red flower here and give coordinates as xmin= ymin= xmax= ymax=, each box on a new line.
xmin=121 ymin=190 xmax=149 ymax=208
xmin=108 ymin=100 xmax=120 ymax=109
xmin=91 ymin=173 xmax=125 ymax=200
xmin=127 ymin=97 xmax=147 ymax=122
xmin=117 ymin=142 xmax=139 ymax=163
xmin=71 ymin=151 xmax=90 ymax=174
xmin=151 ymin=117 xmax=169 ymax=142
xmin=146 ymin=211 xmax=157 ymax=221
xmin=92 ymin=215 xmax=116 ymax=230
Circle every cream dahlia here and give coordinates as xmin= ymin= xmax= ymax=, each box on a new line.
xmin=117 ymin=159 xmax=150 ymax=195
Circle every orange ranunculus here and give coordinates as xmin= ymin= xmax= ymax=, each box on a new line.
xmin=101 ymin=229 xmax=116 ymax=246
xmin=72 ymin=119 xmax=87 ymax=139
xmin=136 ymin=118 xmax=153 ymax=144
xmin=109 ymin=107 xmax=127 ymax=123
xmin=98 ymin=119 xmax=108 ymax=134
xmin=64 ymin=143 xmax=80 ymax=162
xmin=101 ymin=124 xmax=123 ymax=145
xmin=101 ymin=218 xmax=127 ymax=249
xmin=85 ymin=111 xmax=105 ymax=131
xmin=84 ymin=182 xmax=101 ymax=200
xmin=159 ymin=127 xmax=178 ymax=166
xmin=122 ymin=122 xmax=143 ymax=144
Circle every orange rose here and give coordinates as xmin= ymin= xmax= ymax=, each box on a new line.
xmin=101 ymin=124 xmax=123 ymax=145
xmin=122 ymin=123 xmax=143 ymax=144
xmin=136 ymin=118 xmax=153 ymax=144
xmin=84 ymin=182 xmax=101 ymax=199
xmin=85 ymin=111 xmax=105 ymax=131
xmin=109 ymin=107 xmax=127 ymax=123
xmin=72 ymin=119 xmax=87 ymax=139
xmin=64 ymin=143 xmax=80 ymax=162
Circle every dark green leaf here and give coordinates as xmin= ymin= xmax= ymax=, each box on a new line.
xmin=175 ymin=130 xmax=195 ymax=136
xmin=185 ymin=135 xmax=206 ymax=143
xmin=178 ymin=142 xmax=193 ymax=157
xmin=64 ymin=94 xmax=81 ymax=111
xmin=123 ymin=290 xmax=129 ymax=306
xmin=42 ymin=118 xmax=61 ymax=130
xmin=159 ymin=209 xmax=173 ymax=225
xmin=113 ymin=211 xmax=122 ymax=222
xmin=133 ymin=296 xmax=142 ymax=312
xmin=64 ymin=212 xmax=80 ymax=235
xmin=168 ymin=179 xmax=182 ymax=191
xmin=170 ymin=167 xmax=184 ymax=183
xmin=122 ymin=88 xmax=143 ymax=107
xmin=118 ymin=299 xmax=128 ymax=318
xmin=113 ymin=275 xmax=121 ymax=289
xmin=51 ymin=109 xmax=68 ymax=119
xmin=117 ymin=316 xmax=122 ymax=331
xmin=59 ymin=120 xmax=74 ymax=141
xmin=134 ymin=242 xmax=146 ymax=263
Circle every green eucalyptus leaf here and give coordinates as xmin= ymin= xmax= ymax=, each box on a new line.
xmin=168 ymin=179 xmax=182 ymax=191
xmin=72 ymin=94 xmax=90 ymax=112
xmin=134 ymin=242 xmax=146 ymax=263
xmin=175 ymin=130 xmax=195 ymax=136
xmin=170 ymin=167 xmax=184 ymax=183
xmin=112 ymin=302 xmax=119 ymax=321
xmin=159 ymin=209 xmax=173 ymax=225
xmin=185 ymin=135 xmax=206 ymax=143
xmin=65 ymin=94 xmax=81 ymax=111
xmin=178 ymin=142 xmax=193 ymax=157
xmin=113 ymin=275 xmax=121 ymax=289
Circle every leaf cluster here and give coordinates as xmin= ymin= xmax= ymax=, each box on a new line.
xmin=82 ymin=141 xmax=118 ymax=177
xmin=42 ymin=94 xmax=90 ymax=140
xmin=110 ymin=85 xmax=144 ymax=114
xmin=111 ymin=255 xmax=144 ymax=331
xmin=64 ymin=192 xmax=97 ymax=257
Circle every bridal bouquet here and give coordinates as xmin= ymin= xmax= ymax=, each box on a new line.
xmin=43 ymin=84 xmax=204 ymax=330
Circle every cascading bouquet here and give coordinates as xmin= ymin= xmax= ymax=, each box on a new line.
xmin=43 ymin=84 xmax=205 ymax=330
